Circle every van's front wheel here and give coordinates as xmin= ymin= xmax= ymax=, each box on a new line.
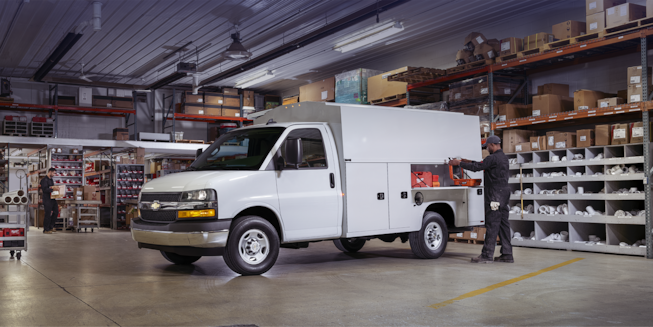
xmin=223 ymin=216 xmax=280 ymax=275
xmin=333 ymin=238 xmax=366 ymax=253
xmin=409 ymin=211 xmax=448 ymax=259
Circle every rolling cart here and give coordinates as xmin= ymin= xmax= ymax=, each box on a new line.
xmin=63 ymin=200 xmax=101 ymax=232
xmin=0 ymin=204 xmax=28 ymax=260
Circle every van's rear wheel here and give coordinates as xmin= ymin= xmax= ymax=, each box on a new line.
xmin=409 ymin=211 xmax=448 ymax=259
xmin=223 ymin=216 xmax=280 ymax=275
xmin=333 ymin=238 xmax=366 ymax=253
xmin=160 ymin=251 xmax=201 ymax=265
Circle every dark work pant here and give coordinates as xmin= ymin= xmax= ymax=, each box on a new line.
xmin=482 ymin=204 xmax=512 ymax=258
xmin=43 ymin=200 xmax=59 ymax=231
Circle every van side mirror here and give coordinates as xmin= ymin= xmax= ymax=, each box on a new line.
xmin=196 ymin=148 xmax=203 ymax=159
xmin=285 ymin=138 xmax=303 ymax=168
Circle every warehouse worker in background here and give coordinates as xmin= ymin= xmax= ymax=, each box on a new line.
xmin=448 ymin=135 xmax=512 ymax=263
xmin=40 ymin=168 xmax=59 ymax=234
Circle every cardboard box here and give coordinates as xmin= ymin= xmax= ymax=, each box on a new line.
xmin=222 ymin=109 xmax=241 ymax=117
xmin=299 ymin=77 xmax=335 ymax=102
xmin=182 ymin=104 xmax=206 ymax=115
xmin=530 ymin=136 xmax=547 ymax=151
xmin=515 ymin=142 xmax=531 ymax=153
xmin=628 ymin=84 xmax=644 ymax=103
xmin=49 ymin=185 xmax=65 ymax=199
xmin=574 ymin=90 xmax=610 ymax=110
xmin=537 ymin=83 xmax=569 ymax=97
xmin=456 ymin=49 xmax=474 ymax=64
xmin=523 ymin=33 xmax=554 ymax=50
xmin=113 ymin=128 xmax=129 ymax=141
xmin=473 ymin=42 xmax=496 ymax=60
xmin=546 ymin=131 xmax=562 ymax=149
xmin=630 ymin=122 xmax=644 ymax=143
xmin=83 ymin=185 xmax=96 ymax=199
xmin=204 ymin=92 xmax=224 ymax=105
xmin=463 ymin=32 xmax=487 ymax=49
xmin=606 ymin=3 xmax=646 ymax=28
xmin=282 ymin=96 xmax=299 ymax=105
xmin=498 ymin=104 xmax=532 ymax=121
xmin=223 ymin=96 xmax=241 ymax=108
xmin=223 ymin=88 xmax=239 ymax=96
xmin=577 ymin=129 xmax=595 ymax=147
xmin=499 ymin=37 xmax=523 ymax=57
xmin=242 ymin=90 xmax=255 ymax=107
xmin=473 ymin=78 xmax=517 ymax=98
xmin=554 ymin=132 xmax=577 ymax=149
xmin=503 ymin=129 xmax=535 ymax=153
xmin=368 ymin=67 xmax=417 ymax=103
xmin=112 ymin=97 xmax=133 ymax=109
xmin=135 ymin=148 xmax=145 ymax=165
xmin=184 ymin=91 xmax=203 ymax=104
xmin=598 ymin=97 xmax=624 ymax=108
xmin=596 ymin=124 xmax=611 ymax=145
xmin=586 ymin=0 xmax=626 ymax=15
xmin=587 ymin=12 xmax=606 ymax=33
xmin=92 ymin=95 xmax=112 ymax=107
xmin=612 ymin=123 xmax=629 ymax=144
xmin=552 ymin=20 xmax=586 ymax=40
xmin=627 ymin=66 xmax=652 ymax=85
xmin=532 ymin=95 xmax=574 ymax=116
xmin=203 ymin=106 xmax=222 ymax=116
xmin=335 ymin=68 xmax=383 ymax=104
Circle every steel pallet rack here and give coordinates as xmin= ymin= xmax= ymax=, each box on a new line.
xmin=0 ymin=87 xmax=142 ymax=139
xmin=404 ymin=27 xmax=653 ymax=258
xmin=161 ymin=88 xmax=252 ymax=143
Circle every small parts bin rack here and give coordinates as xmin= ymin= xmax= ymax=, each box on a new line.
xmin=0 ymin=204 xmax=28 ymax=260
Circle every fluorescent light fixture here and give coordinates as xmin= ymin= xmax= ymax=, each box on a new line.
xmin=235 ymin=70 xmax=274 ymax=88
xmin=334 ymin=22 xmax=404 ymax=53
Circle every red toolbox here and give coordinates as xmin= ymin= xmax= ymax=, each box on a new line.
xmin=411 ymin=172 xmax=433 ymax=188
xmin=3 ymin=228 xmax=25 ymax=237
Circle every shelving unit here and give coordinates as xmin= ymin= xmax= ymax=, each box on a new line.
xmin=113 ymin=163 xmax=144 ymax=230
xmin=508 ymin=143 xmax=647 ymax=256
xmin=0 ymin=206 xmax=28 ymax=259
xmin=404 ymin=26 xmax=653 ymax=259
xmin=0 ymin=143 xmax=8 ymax=194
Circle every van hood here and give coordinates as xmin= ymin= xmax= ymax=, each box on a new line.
xmin=141 ymin=170 xmax=259 ymax=193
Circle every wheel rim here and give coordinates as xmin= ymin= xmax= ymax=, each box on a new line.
xmin=238 ymin=228 xmax=270 ymax=265
xmin=424 ymin=222 xmax=443 ymax=250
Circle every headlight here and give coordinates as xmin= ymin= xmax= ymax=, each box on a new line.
xmin=181 ymin=189 xmax=216 ymax=201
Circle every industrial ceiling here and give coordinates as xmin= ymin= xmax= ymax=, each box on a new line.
xmin=0 ymin=0 xmax=574 ymax=95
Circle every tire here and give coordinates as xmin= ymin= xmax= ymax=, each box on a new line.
xmin=333 ymin=238 xmax=366 ymax=253
xmin=160 ymin=251 xmax=201 ymax=265
xmin=409 ymin=211 xmax=448 ymax=259
xmin=223 ymin=216 xmax=280 ymax=276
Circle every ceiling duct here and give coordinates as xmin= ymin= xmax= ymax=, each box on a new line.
xmin=92 ymin=1 xmax=102 ymax=31
xmin=224 ymin=32 xmax=252 ymax=60
xmin=32 ymin=32 xmax=83 ymax=82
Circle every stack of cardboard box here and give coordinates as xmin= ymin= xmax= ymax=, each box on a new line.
xmin=334 ymin=69 xmax=382 ymax=104
xmin=532 ymin=83 xmax=573 ymax=117
xmin=627 ymin=65 xmax=652 ymax=103
xmin=574 ymin=90 xmax=611 ymax=110
xmin=523 ymin=33 xmax=554 ymax=51
xmin=504 ymin=129 xmax=536 ymax=153
xmin=176 ymin=90 xmax=246 ymax=118
xmin=552 ymin=20 xmax=586 ymax=40
xmin=300 ymin=77 xmax=336 ymax=102
xmin=586 ymin=0 xmax=626 ymax=34
xmin=368 ymin=67 xmax=440 ymax=104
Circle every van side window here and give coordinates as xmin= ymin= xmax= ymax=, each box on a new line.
xmin=281 ymin=128 xmax=327 ymax=169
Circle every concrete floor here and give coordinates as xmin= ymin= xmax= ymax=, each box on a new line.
xmin=1 ymin=229 xmax=652 ymax=326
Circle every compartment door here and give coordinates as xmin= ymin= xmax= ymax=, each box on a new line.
xmin=345 ymin=163 xmax=389 ymax=234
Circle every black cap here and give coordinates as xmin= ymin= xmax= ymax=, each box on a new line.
xmin=482 ymin=135 xmax=501 ymax=148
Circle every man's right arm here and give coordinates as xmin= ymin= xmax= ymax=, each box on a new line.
xmin=40 ymin=178 xmax=51 ymax=195
xmin=460 ymin=155 xmax=495 ymax=172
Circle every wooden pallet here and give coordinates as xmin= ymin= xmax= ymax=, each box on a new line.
xmin=445 ymin=59 xmax=494 ymax=75
xmin=604 ymin=16 xmax=653 ymax=36
xmin=542 ymin=31 xmax=604 ymax=51
xmin=370 ymin=93 xmax=407 ymax=104
xmin=176 ymin=139 xmax=205 ymax=144
xmin=387 ymin=67 xmax=447 ymax=83
xmin=518 ymin=47 xmax=542 ymax=57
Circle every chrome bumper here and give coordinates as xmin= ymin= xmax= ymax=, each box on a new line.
xmin=131 ymin=228 xmax=229 ymax=248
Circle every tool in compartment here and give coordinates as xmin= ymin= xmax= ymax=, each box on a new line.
xmin=448 ymin=158 xmax=482 ymax=187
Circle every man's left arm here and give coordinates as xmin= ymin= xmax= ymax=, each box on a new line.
xmin=458 ymin=155 xmax=494 ymax=172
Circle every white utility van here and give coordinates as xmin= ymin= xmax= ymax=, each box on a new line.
xmin=132 ymin=102 xmax=485 ymax=275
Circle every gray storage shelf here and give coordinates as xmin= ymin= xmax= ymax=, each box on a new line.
xmin=506 ymin=143 xmax=649 ymax=256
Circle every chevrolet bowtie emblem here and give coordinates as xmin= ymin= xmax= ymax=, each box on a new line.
xmin=151 ymin=201 xmax=161 ymax=210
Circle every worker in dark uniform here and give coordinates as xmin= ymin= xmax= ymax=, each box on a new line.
xmin=448 ymin=135 xmax=512 ymax=263
xmin=40 ymin=168 xmax=58 ymax=234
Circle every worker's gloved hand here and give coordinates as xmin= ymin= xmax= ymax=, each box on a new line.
xmin=490 ymin=202 xmax=500 ymax=211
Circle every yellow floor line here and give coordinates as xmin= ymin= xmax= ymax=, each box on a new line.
xmin=430 ymin=258 xmax=584 ymax=309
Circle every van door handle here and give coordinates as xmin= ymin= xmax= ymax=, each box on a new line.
xmin=330 ymin=173 xmax=335 ymax=188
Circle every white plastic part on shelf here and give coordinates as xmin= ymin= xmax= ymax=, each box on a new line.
xmin=509 ymin=213 xmax=645 ymax=225
xmin=510 ymin=194 xmax=645 ymax=201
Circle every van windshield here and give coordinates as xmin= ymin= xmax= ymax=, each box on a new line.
xmin=189 ymin=127 xmax=285 ymax=171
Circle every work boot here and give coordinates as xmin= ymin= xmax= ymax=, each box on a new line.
xmin=43 ymin=230 xmax=53 ymax=234
xmin=494 ymin=254 xmax=514 ymax=263
xmin=471 ymin=255 xmax=493 ymax=263
xmin=50 ymin=229 xmax=57 ymax=233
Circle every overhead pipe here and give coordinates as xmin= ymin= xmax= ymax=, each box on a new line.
xmin=200 ymin=0 xmax=411 ymax=86
xmin=92 ymin=1 xmax=102 ymax=31
xmin=32 ymin=32 xmax=83 ymax=82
